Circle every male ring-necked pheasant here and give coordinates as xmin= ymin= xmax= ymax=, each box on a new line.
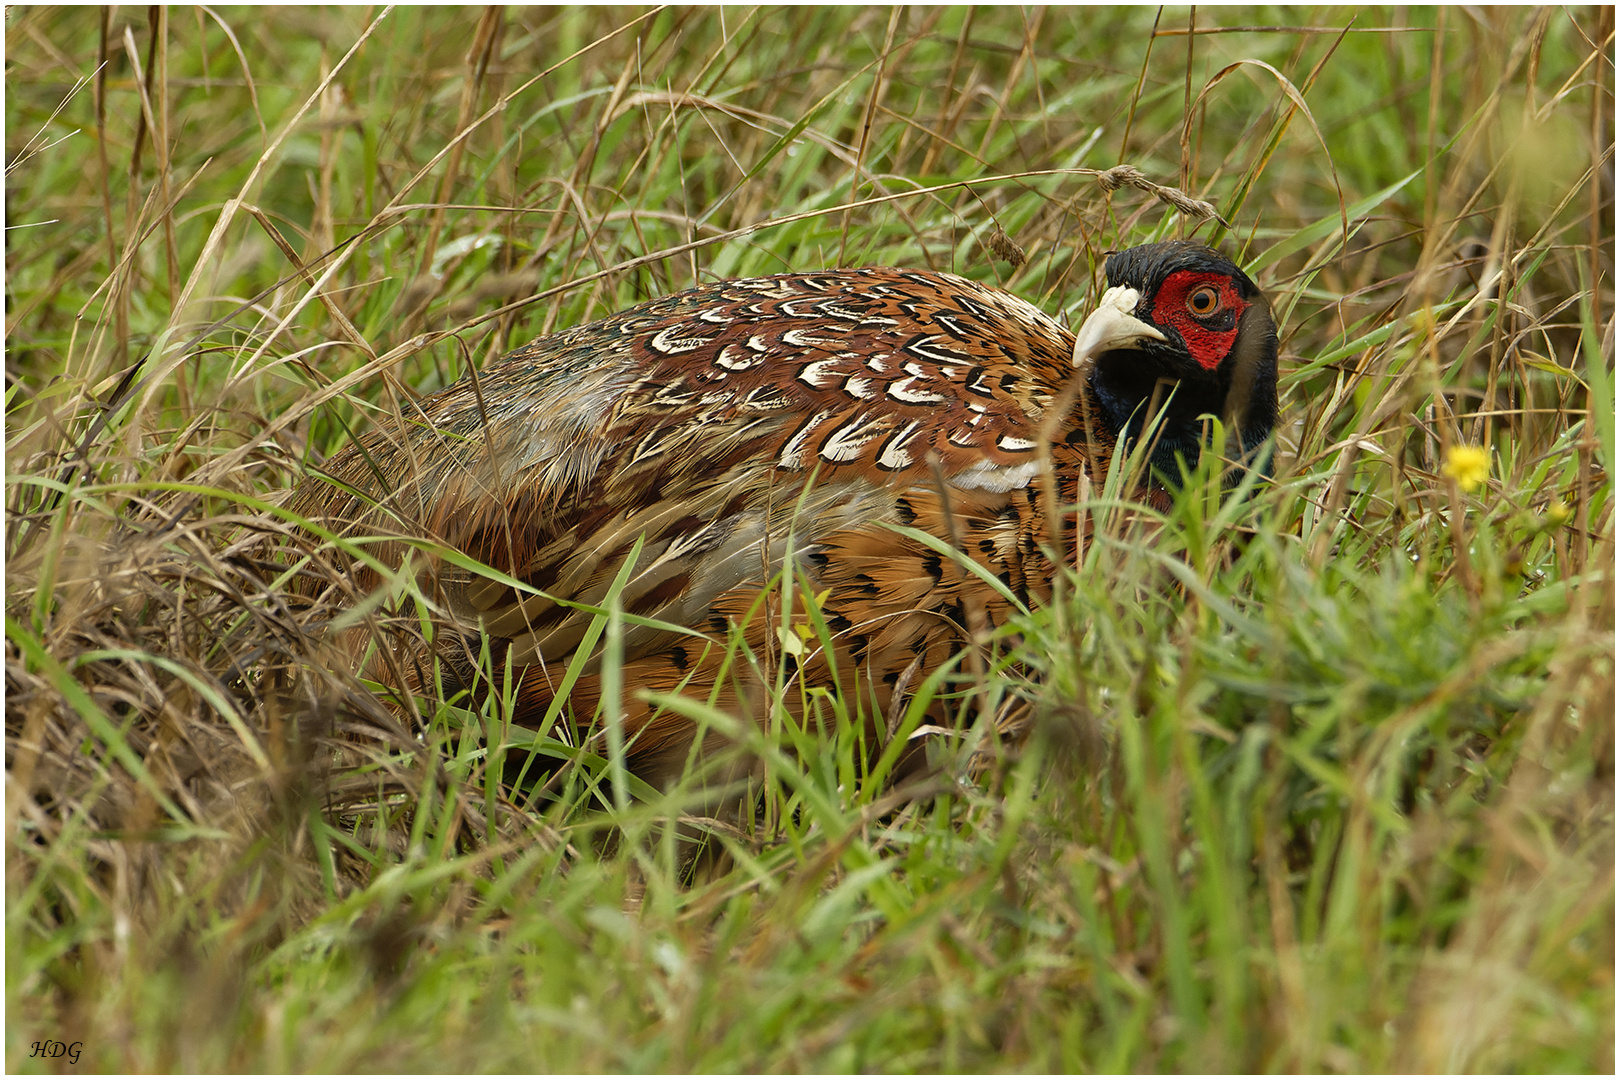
xmin=292 ymin=241 xmax=1278 ymax=789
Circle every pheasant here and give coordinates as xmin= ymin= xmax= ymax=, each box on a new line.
xmin=291 ymin=241 xmax=1279 ymax=790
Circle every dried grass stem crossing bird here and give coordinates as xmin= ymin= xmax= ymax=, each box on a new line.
xmin=291 ymin=241 xmax=1279 ymax=789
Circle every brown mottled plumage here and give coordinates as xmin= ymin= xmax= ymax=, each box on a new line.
xmin=291 ymin=242 xmax=1278 ymax=788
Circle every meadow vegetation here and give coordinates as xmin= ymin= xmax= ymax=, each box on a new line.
xmin=5 ymin=6 xmax=1612 ymax=1070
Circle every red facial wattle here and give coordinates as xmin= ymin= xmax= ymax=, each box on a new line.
xmin=1148 ymin=270 xmax=1249 ymax=371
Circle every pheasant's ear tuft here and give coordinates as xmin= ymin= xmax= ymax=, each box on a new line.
xmin=1104 ymin=240 xmax=1259 ymax=302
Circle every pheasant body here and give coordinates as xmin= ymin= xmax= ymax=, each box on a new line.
xmin=293 ymin=244 xmax=1278 ymax=786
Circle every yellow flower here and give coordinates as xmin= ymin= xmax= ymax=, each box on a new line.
xmin=1442 ymin=444 xmax=1490 ymax=492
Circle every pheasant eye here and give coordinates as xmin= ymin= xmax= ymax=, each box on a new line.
xmin=1186 ymin=285 xmax=1221 ymax=316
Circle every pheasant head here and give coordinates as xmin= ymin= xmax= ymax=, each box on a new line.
xmin=1072 ymin=240 xmax=1279 ymax=482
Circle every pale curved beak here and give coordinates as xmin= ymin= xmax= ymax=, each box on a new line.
xmin=1072 ymin=285 xmax=1166 ymax=367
